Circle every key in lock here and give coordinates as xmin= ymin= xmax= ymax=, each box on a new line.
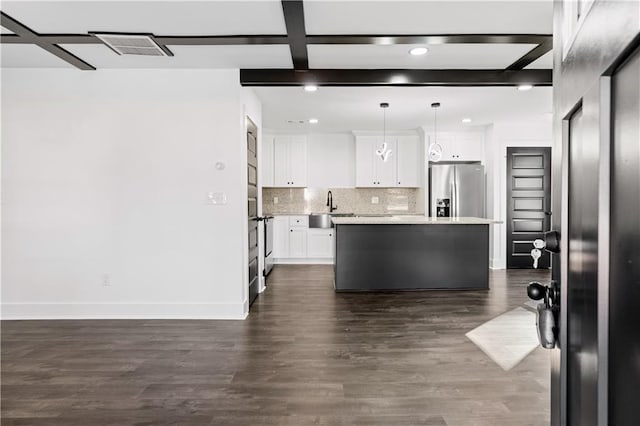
xmin=530 ymin=248 xmax=542 ymax=269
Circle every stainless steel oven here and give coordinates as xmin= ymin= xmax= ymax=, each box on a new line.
xmin=263 ymin=216 xmax=274 ymax=277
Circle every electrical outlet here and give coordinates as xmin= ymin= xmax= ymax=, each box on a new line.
xmin=273 ymin=197 xmax=279 ymax=204
xmin=371 ymin=196 xmax=379 ymax=204
xmin=102 ymin=273 xmax=111 ymax=287
xmin=207 ymin=192 xmax=227 ymax=205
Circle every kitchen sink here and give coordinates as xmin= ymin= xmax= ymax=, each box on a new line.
xmin=308 ymin=213 xmax=355 ymax=228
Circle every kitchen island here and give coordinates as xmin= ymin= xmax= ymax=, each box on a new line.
xmin=331 ymin=216 xmax=500 ymax=291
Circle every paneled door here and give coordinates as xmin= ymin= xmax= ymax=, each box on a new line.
xmin=506 ymin=147 xmax=552 ymax=268
xmin=246 ymin=118 xmax=259 ymax=307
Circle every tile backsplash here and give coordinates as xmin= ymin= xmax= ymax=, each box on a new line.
xmin=263 ymin=187 xmax=422 ymax=215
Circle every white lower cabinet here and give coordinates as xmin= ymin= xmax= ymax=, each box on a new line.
xmin=273 ymin=216 xmax=335 ymax=263
xmin=307 ymin=229 xmax=335 ymax=258
xmin=288 ymin=228 xmax=308 ymax=258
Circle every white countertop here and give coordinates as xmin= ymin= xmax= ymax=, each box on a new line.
xmin=331 ymin=216 xmax=502 ymax=225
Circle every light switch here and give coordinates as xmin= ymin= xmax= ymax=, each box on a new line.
xmin=208 ymin=192 xmax=227 ymax=205
xmin=273 ymin=197 xmax=279 ymax=204
xmin=371 ymin=196 xmax=379 ymax=204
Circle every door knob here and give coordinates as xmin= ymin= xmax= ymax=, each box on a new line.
xmin=527 ymin=281 xmax=559 ymax=349
xmin=544 ymin=230 xmax=560 ymax=253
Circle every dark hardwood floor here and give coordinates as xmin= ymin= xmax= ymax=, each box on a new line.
xmin=1 ymin=265 xmax=551 ymax=425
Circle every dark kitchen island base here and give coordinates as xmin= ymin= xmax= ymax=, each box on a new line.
xmin=333 ymin=223 xmax=490 ymax=291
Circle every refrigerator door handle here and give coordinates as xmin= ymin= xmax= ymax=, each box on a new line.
xmin=451 ymin=172 xmax=456 ymax=217
xmin=452 ymin=167 xmax=458 ymax=217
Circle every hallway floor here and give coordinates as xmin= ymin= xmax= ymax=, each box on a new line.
xmin=1 ymin=265 xmax=551 ymax=425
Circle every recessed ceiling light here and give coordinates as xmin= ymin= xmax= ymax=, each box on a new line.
xmin=462 ymin=118 xmax=472 ymax=123
xmin=303 ymin=84 xmax=318 ymax=92
xmin=517 ymin=84 xmax=534 ymax=91
xmin=309 ymin=118 xmax=319 ymax=124
xmin=409 ymin=47 xmax=428 ymax=56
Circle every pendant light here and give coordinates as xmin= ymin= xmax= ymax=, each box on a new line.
xmin=428 ymin=102 xmax=443 ymax=162
xmin=375 ymin=102 xmax=393 ymax=162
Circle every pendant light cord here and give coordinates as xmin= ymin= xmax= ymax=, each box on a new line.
xmin=434 ymin=106 xmax=437 ymax=144
xmin=383 ymin=106 xmax=386 ymax=144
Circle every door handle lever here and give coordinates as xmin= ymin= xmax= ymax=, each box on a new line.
xmin=527 ymin=281 xmax=559 ymax=349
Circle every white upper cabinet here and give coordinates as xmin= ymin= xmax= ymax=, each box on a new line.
xmin=454 ymin=134 xmax=484 ymax=162
xmin=356 ymin=134 xmax=422 ymax=187
xmin=396 ymin=135 xmax=422 ymax=187
xmin=273 ymin=135 xmax=308 ymax=187
xmin=433 ymin=132 xmax=484 ymax=162
xmin=356 ymin=135 xmax=398 ymax=187
xmin=262 ymin=133 xmax=275 ymax=187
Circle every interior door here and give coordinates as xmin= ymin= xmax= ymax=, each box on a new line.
xmin=609 ymin=45 xmax=640 ymax=425
xmin=506 ymin=147 xmax=552 ymax=268
xmin=247 ymin=118 xmax=259 ymax=307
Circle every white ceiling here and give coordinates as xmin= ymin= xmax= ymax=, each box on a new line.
xmin=255 ymin=86 xmax=553 ymax=133
xmin=525 ymin=50 xmax=553 ymax=69
xmin=308 ymin=43 xmax=537 ymax=69
xmin=304 ymin=0 xmax=553 ymax=35
xmin=0 ymin=44 xmax=74 ymax=68
xmin=0 ymin=1 xmax=554 ymax=70
xmin=0 ymin=1 xmax=287 ymax=35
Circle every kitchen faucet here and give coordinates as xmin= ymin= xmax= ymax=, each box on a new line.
xmin=327 ymin=191 xmax=338 ymax=213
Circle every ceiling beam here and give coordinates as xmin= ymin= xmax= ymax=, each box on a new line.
xmin=0 ymin=11 xmax=95 ymax=70
xmin=306 ymin=34 xmax=552 ymax=45
xmin=239 ymin=68 xmax=552 ymax=87
xmin=154 ymin=35 xmax=289 ymax=46
xmin=505 ymin=39 xmax=553 ymax=70
xmin=281 ymin=0 xmax=309 ymax=69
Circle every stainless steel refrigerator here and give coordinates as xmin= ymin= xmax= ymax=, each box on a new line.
xmin=429 ymin=163 xmax=485 ymax=218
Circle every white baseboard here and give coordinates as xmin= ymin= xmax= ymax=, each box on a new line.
xmin=274 ymin=258 xmax=334 ymax=265
xmin=1 ymin=302 xmax=248 ymax=320
xmin=490 ymin=258 xmax=506 ymax=270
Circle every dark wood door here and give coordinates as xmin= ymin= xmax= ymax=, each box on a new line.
xmin=247 ymin=118 xmax=259 ymax=307
xmin=506 ymin=147 xmax=552 ymax=268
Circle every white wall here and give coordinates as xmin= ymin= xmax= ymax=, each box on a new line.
xmin=1 ymin=68 xmax=259 ymax=319
xmin=307 ymin=133 xmax=356 ymax=188
xmin=485 ymin=118 xmax=553 ymax=269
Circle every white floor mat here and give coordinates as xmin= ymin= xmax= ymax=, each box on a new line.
xmin=465 ymin=307 xmax=540 ymax=371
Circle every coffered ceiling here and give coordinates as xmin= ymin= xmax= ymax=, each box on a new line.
xmin=1 ymin=0 xmax=553 ymax=86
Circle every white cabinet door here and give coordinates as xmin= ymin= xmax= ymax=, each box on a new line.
xmin=307 ymin=229 xmax=334 ymax=258
xmin=375 ymin=137 xmax=397 ymax=187
xmin=262 ymin=134 xmax=274 ymax=187
xmin=273 ymin=216 xmax=289 ymax=258
xmin=273 ymin=135 xmax=307 ymax=187
xmin=273 ymin=136 xmax=290 ymax=186
xmin=455 ymin=134 xmax=484 ymax=162
xmin=356 ymin=136 xmax=398 ymax=187
xmin=396 ymin=135 xmax=422 ymax=187
xmin=288 ymin=135 xmax=307 ymax=187
xmin=430 ymin=133 xmax=457 ymax=161
xmin=356 ymin=136 xmax=378 ymax=187
xmin=288 ymin=228 xmax=308 ymax=258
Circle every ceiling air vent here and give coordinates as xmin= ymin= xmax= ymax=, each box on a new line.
xmin=92 ymin=33 xmax=172 ymax=57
